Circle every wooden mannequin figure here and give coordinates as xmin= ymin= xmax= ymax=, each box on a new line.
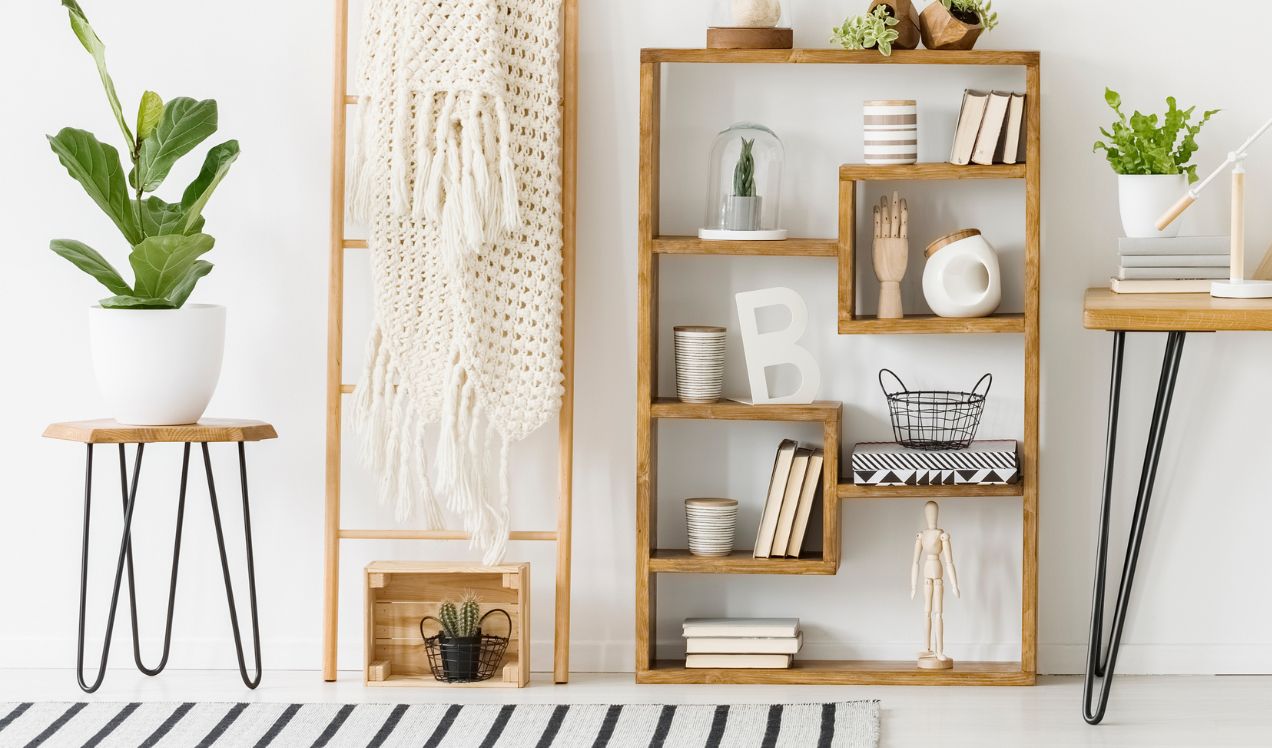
xmin=910 ymin=500 xmax=960 ymax=669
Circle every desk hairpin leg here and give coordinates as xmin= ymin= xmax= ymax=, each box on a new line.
xmin=1083 ymin=330 xmax=1187 ymax=725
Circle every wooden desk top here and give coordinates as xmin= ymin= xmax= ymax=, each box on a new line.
xmin=1084 ymin=288 xmax=1272 ymax=332
xmin=43 ymin=419 xmax=278 ymax=444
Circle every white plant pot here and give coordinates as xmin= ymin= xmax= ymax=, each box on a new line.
xmin=1118 ymin=174 xmax=1188 ymax=238
xmin=89 ymin=304 xmax=226 ymax=425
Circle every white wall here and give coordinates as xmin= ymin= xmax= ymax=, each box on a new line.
xmin=3 ymin=0 xmax=1272 ymax=677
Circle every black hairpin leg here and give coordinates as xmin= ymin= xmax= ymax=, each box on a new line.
xmin=76 ymin=443 xmax=189 ymax=693
xmin=1083 ymin=331 xmax=1186 ymax=725
xmin=203 ymin=442 xmax=262 ymax=689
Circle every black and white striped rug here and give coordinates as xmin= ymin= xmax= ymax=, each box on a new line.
xmin=0 ymin=700 xmax=878 ymax=747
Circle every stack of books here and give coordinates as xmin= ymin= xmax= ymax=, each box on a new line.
xmin=683 ymin=618 xmax=802 ymax=669
xmin=753 ymin=440 xmax=824 ymax=559
xmin=949 ymin=89 xmax=1027 ymax=166
xmin=1111 ymin=236 xmax=1230 ymax=293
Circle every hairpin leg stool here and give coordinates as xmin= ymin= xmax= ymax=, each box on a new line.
xmin=43 ymin=419 xmax=277 ymax=693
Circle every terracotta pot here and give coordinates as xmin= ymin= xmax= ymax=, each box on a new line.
xmin=919 ymin=2 xmax=983 ymax=50
xmin=868 ymin=0 xmax=921 ymax=51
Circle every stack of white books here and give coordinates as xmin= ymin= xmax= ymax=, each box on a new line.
xmin=753 ymin=440 xmax=824 ymax=559
xmin=1111 ymin=236 xmax=1230 ymax=293
xmin=949 ymin=89 xmax=1027 ymax=166
xmin=683 ymin=618 xmax=802 ymax=669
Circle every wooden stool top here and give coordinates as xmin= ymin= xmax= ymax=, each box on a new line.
xmin=43 ymin=419 xmax=278 ymax=445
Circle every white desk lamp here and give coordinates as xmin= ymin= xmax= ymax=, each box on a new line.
xmin=1156 ymin=117 xmax=1272 ymax=298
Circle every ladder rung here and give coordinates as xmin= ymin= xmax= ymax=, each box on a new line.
xmin=341 ymin=529 xmax=558 ymax=541
xmin=343 ymin=239 xmax=367 ymax=249
xmin=344 ymin=94 xmax=358 ymax=105
xmin=340 ymin=385 xmax=354 ymax=394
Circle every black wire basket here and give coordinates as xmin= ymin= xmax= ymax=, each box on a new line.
xmin=419 ymin=609 xmax=512 ymax=684
xmin=879 ymin=368 xmax=991 ymax=451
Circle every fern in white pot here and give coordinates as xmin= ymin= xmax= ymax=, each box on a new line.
xmin=1094 ymin=88 xmax=1217 ymax=238
xmin=48 ymin=1 xmax=239 ymax=425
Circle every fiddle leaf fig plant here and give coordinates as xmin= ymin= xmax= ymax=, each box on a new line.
xmin=48 ymin=0 xmax=238 ymax=309
xmin=733 ymin=138 xmax=757 ymax=197
xmin=1093 ymin=88 xmax=1219 ymax=182
xmin=831 ymin=5 xmax=901 ymax=56
xmin=941 ymin=0 xmax=998 ymax=31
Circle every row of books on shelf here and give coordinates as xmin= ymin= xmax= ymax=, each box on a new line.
xmin=949 ymin=89 xmax=1027 ymax=166
xmin=753 ymin=440 xmax=824 ymax=559
xmin=683 ymin=618 xmax=802 ymax=669
xmin=1109 ymin=235 xmax=1230 ymax=293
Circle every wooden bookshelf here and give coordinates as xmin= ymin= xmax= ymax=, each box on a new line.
xmin=636 ymin=49 xmax=1040 ymax=686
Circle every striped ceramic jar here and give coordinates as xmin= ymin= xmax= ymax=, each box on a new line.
xmin=863 ymin=99 xmax=918 ymax=165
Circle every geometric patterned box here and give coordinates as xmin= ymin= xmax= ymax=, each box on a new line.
xmin=851 ymin=440 xmax=1019 ymax=486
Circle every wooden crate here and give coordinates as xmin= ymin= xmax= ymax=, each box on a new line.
xmin=364 ymin=561 xmax=530 ymax=688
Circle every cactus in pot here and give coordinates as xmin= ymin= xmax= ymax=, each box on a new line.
xmin=439 ymin=592 xmax=482 ymax=639
xmin=723 ymin=138 xmax=761 ymax=230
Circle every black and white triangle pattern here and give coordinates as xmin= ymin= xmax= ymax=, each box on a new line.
xmin=851 ymin=440 xmax=1020 ymax=486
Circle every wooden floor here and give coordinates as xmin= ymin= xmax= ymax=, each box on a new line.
xmin=1 ymin=670 xmax=1269 ymax=746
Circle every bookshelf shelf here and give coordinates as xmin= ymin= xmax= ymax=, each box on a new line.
xmin=648 ymin=549 xmax=834 ymax=575
xmin=838 ymin=163 xmax=1025 ymax=181
xmin=637 ymin=49 xmax=1039 ymax=686
xmin=838 ymin=483 xmax=1023 ymax=500
xmin=650 ymin=398 xmax=840 ymax=422
xmin=639 ymin=659 xmax=1032 ymax=686
xmin=838 ymin=313 xmax=1024 ymax=335
xmin=653 ymin=236 xmax=837 ymax=257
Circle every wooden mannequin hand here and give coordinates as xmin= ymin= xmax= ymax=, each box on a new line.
xmin=872 ymin=192 xmax=908 ymax=319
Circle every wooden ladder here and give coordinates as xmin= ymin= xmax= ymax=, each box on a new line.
xmin=322 ymin=0 xmax=578 ymax=684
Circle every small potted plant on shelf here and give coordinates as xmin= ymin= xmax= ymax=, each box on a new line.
xmin=724 ymin=138 xmax=761 ymax=230
xmin=1093 ymin=88 xmax=1218 ymax=238
xmin=869 ymin=0 xmax=921 ymax=51
xmin=831 ymin=5 xmax=901 ymax=56
xmin=919 ymin=0 xmax=997 ymax=51
xmin=48 ymin=1 xmax=238 ymax=426
xmin=420 ymin=592 xmax=512 ymax=683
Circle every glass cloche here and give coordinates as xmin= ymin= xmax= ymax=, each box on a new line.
xmin=710 ymin=0 xmax=790 ymax=30
xmin=700 ymin=123 xmax=787 ymax=241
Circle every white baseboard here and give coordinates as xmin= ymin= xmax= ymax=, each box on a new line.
xmin=6 ymin=637 xmax=1271 ymax=676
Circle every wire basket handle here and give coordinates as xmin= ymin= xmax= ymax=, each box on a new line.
xmin=970 ymin=373 xmax=993 ymax=398
xmin=478 ymin=608 xmax=512 ymax=638
xmin=878 ymin=368 xmax=908 ymax=397
xmin=419 ymin=615 xmax=445 ymax=642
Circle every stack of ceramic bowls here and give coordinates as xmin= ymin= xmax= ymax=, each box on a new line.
xmin=674 ymin=326 xmax=727 ymax=403
xmin=684 ymin=498 xmax=738 ymax=556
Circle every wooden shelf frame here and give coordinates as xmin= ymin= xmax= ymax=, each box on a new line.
xmin=637 ymin=48 xmax=1039 ymax=685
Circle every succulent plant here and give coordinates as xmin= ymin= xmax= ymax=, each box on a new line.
xmin=439 ymin=592 xmax=482 ymax=639
xmin=830 ymin=5 xmax=900 ymax=56
xmin=941 ymin=0 xmax=998 ymax=31
xmin=732 ymin=138 xmax=756 ymax=197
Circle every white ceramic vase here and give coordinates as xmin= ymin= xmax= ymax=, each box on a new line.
xmin=863 ymin=99 xmax=918 ymax=165
xmin=922 ymin=229 xmax=1002 ymax=318
xmin=1118 ymin=174 xmax=1187 ymax=238
xmin=89 ymin=304 xmax=226 ymax=425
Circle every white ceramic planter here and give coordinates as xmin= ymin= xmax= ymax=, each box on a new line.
xmin=89 ymin=304 xmax=226 ymax=425
xmin=922 ymin=229 xmax=1002 ymax=318
xmin=1118 ymin=174 xmax=1187 ymax=238
xmin=863 ymin=99 xmax=918 ymax=165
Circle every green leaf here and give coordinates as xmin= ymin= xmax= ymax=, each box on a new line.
xmin=129 ymin=232 xmax=215 ymax=299
xmin=49 ymin=238 xmax=133 ymax=296
xmin=179 ymin=140 xmax=239 ymax=232
xmin=47 ymin=127 xmax=142 ymax=245
xmin=99 ymin=294 xmax=175 ymax=309
xmin=164 ymin=259 xmax=213 ymax=307
xmin=59 ymin=1 xmax=134 ymax=150
xmin=134 ymin=196 xmax=204 ymax=236
xmin=1104 ymin=88 xmax=1122 ymax=112
xmin=136 ymin=90 xmax=164 ymax=142
xmin=132 ymin=97 xmax=218 ymax=193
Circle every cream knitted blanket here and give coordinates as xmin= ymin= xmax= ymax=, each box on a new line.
xmin=350 ymin=0 xmax=564 ymax=564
